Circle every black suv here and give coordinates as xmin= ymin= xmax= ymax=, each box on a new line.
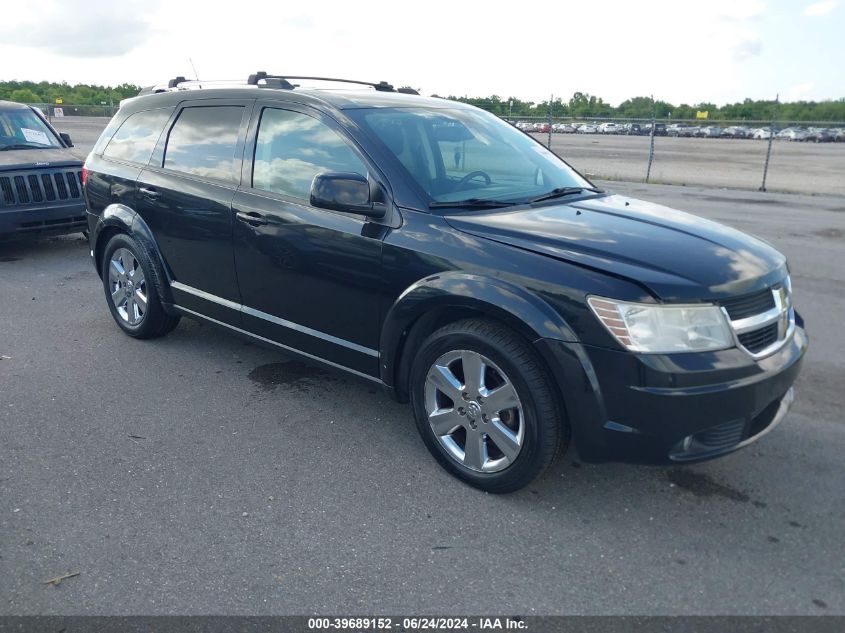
xmin=0 ymin=101 xmax=86 ymax=239
xmin=83 ymin=74 xmax=807 ymax=492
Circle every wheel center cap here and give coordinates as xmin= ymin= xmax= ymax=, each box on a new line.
xmin=467 ymin=401 xmax=482 ymax=420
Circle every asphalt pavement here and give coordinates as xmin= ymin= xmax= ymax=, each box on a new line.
xmin=0 ymin=122 xmax=843 ymax=615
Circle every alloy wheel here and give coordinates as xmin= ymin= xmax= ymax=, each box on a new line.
xmin=108 ymin=248 xmax=147 ymax=326
xmin=424 ymin=350 xmax=525 ymax=473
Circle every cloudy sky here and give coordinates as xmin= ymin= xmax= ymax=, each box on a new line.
xmin=1 ymin=0 xmax=841 ymax=105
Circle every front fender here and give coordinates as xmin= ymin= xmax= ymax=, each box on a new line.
xmin=92 ymin=204 xmax=174 ymax=306
xmin=380 ymin=271 xmax=578 ymax=389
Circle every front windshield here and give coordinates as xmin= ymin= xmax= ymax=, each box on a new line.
xmin=0 ymin=108 xmax=61 ymax=149
xmin=351 ymin=106 xmax=591 ymax=205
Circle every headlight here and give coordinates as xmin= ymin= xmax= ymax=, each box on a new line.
xmin=587 ymin=296 xmax=734 ymax=353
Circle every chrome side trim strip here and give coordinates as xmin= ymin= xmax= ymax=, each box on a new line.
xmin=241 ymin=305 xmax=378 ymax=358
xmin=171 ymin=281 xmax=241 ymax=311
xmin=170 ymin=281 xmax=378 ymax=358
xmin=173 ymin=305 xmax=383 ymax=384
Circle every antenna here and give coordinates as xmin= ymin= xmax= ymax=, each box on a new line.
xmin=189 ymin=58 xmax=200 ymax=81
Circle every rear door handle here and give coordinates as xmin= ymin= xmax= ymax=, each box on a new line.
xmin=236 ymin=211 xmax=269 ymax=226
xmin=138 ymin=187 xmax=161 ymax=199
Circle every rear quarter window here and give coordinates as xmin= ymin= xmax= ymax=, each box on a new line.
xmin=102 ymin=108 xmax=174 ymax=165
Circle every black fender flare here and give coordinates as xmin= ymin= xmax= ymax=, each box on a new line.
xmin=91 ymin=204 xmax=174 ymax=306
xmin=379 ymin=271 xmax=578 ymax=394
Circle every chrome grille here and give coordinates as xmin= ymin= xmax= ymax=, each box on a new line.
xmin=720 ymin=281 xmax=794 ymax=359
xmin=737 ymin=322 xmax=779 ymax=353
xmin=721 ymin=288 xmax=775 ymax=320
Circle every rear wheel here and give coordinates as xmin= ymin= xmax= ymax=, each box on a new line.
xmin=410 ymin=319 xmax=567 ymax=493
xmin=101 ymin=233 xmax=180 ymax=339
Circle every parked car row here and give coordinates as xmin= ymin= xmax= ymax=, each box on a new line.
xmin=515 ymin=121 xmax=663 ymax=136
xmin=774 ymin=127 xmax=843 ymax=142
xmin=667 ymin=124 xmax=844 ymax=142
xmin=513 ymin=119 xmax=845 ymax=141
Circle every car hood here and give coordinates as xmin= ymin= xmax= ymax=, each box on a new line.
xmin=0 ymin=147 xmax=82 ymax=170
xmin=444 ymin=194 xmax=788 ymax=302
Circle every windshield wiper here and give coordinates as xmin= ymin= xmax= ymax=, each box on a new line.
xmin=527 ymin=186 xmax=603 ymax=204
xmin=429 ymin=198 xmax=519 ymax=209
xmin=0 ymin=144 xmax=46 ymax=151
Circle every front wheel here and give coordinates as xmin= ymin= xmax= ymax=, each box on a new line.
xmin=409 ymin=319 xmax=568 ymax=493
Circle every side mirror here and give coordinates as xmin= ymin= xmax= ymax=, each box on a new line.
xmin=59 ymin=132 xmax=73 ymax=147
xmin=310 ymin=172 xmax=384 ymax=218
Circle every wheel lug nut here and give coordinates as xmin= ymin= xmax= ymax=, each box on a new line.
xmin=462 ymin=392 xmax=469 ymax=400
xmin=458 ymin=407 xmax=466 ymax=416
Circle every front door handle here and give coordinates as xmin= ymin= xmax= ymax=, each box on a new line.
xmin=236 ymin=211 xmax=269 ymax=226
xmin=138 ymin=186 xmax=161 ymax=199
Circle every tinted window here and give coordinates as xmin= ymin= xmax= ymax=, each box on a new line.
xmin=164 ymin=106 xmax=244 ymax=183
xmin=253 ymin=109 xmax=367 ymax=200
xmin=102 ymin=108 xmax=172 ymax=164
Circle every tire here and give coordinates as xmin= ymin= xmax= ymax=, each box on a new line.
xmin=409 ymin=319 xmax=568 ymax=493
xmin=100 ymin=233 xmax=180 ymax=339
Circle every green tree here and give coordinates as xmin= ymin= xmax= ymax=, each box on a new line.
xmin=8 ymin=88 xmax=41 ymax=103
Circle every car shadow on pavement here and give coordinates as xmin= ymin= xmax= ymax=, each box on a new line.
xmin=0 ymin=232 xmax=88 ymax=261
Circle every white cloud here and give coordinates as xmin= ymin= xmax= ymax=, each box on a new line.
xmin=718 ymin=28 xmax=764 ymax=60
xmin=0 ymin=0 xmax=159 ymax=57
xmin=804 ymin=0 xmax=838 ymax=15
xmin=784 ymin=82 xmax=815 ymax=101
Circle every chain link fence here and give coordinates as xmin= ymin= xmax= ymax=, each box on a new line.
xmin=489 ymin=112 xmax=845 ymax=196
xmin=29 ymin=103 xmax=119 ymax=119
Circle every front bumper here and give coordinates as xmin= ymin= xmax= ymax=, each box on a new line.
xmin=0 ymin=201 xmax=87 ymax=240
xmin=536 ymin=322 xmax=808 ymax=464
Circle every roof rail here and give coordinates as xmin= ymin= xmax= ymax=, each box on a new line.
xmin=160 ymin=73 xmax=417 ymax=95
xmin=246 ymin=71 xmax=396 ymax=92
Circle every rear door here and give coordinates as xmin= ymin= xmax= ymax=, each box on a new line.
xmin=135 ymin=99 xmax=253 ymax=324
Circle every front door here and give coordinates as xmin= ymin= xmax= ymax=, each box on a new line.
xmin=232 ymin=104 xmax=384 ymax=377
